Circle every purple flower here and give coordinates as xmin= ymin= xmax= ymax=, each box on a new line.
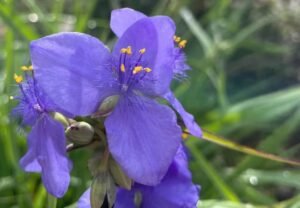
xmin=30 ymin=8 xmax=201 ymax=185
xmin=12 ymin=70 xmax=71 ymax=197
xmin=78 ymin=146 xmax=200 ymax=208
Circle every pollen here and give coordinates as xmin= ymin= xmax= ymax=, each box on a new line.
xmin=133 ymin=66 xmax=143 ymax=74
xmin=144 ymin=67 xmax=152 ymax=73
xmin=178 ymin=40 xmax=187 ymax=48
xmin=139 ymin=48 xmax=146 ymax=54
xmin=126 ymin=46 xmax=132 ymax=55
xmin=181 ymin=132 xmax=189 ymax=140
xmin=120 ymin=48 xmax=127 ymax=54
xmin=120 ymin=46 xmax=132 ymax=55
xmin=173 ymin=35 xmax=181 ymax=43
xmin=120 ymin=64 xmax=126 ymax=72
xmin=14 ymin=74 xmax=23 ymax=84
xmin=20 ymin=65 xmax=33 ymax=71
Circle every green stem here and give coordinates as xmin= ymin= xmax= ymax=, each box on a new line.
xmin=47 ymin=194 xmax=57 ymax=208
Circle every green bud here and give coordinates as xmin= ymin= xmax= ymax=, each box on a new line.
xmin=65 ymin=121 xmax=94 ymax=145
xmin=109 ymin=156 xmax=132 ymax=190
xmin=51 ymin=112 xmax=69 ymax=128
xmin=106 ymin=173 xmax=116 ymax=208
xmin=91 ymin=171 xmax=107 ymax=208
xmin=93 ymin=95 xmax=119 ymax=117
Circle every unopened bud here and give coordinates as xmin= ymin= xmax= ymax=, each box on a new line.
xmin=109 ymin=156 xmax=132 ymax=190
xmin=91 ymin=172 xmax=107 ymax=208
xmin=93 ymin=95 xmax=119 ymax=117
xmin=106 ymin=173 xmax=116 ymax=208
xmin=66 ymin=121 xmax=94 ymax=145
xmin=51 ymin=112 xmax=69 ymax=128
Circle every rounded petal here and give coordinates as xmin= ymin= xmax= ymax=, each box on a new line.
xmin=78 ymin=188 xmax=91 ymax=208
xmin=115 ymin=145 xmax=200 ymax=208
xmin=112 ymin=17 xmax=175 ymax=96
xmin=105 ymin=95 xmax=181 ymax=186
xmin=30 ymin=32 xmax=117 ymax=117
xmin=110 ymin=8 xmax=146 ymax=37
xmin=164 ymin=91 xmax=202 ymax=138
xmin=35 ymin=114 xmax=72 ymax=197
xmin=114 ymin=189 xmax=136 ymax=208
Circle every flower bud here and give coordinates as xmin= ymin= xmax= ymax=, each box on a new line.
xmin=65 ymin=121 xmax=94 ymax=145
xmin=91 ymin=172 xmax=107 ymax=208
xmin=93 ymin=95 xmax=119 ymax=117
xmin=109 ymin=156 xmax=132 ymax=190
xmin=51 ymin=112 xmax=69 ymax=128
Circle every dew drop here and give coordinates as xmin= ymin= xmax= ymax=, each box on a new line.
xmin=249 ymin=176 xmax=258 ymax=185
xmin=28 ymin=13 xmax=39 ymax=23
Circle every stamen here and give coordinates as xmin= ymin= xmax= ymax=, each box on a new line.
xmin=14 ymin=74 xmax=23 ymax=84
xmin=139 ymin=48 xmax=146 ymax=54
xmin=126 ymin=46 xmax=132 ymax=55
xmin=178 ymin=40 xmax=187 ymax=48
xmin=133 ymin=66 xmax=143 ymax=74
xmin=182 ymin=132 xmax=189 ymax=140
xmin=144 ymin=67 xmax=152 ymax=73
xmin=173 ymin=35 xmax=181 ymax=43
xmin=20 ymin=65 xmax=33 ymax=71
xmin=120 ymin=48 xmax=127 ymax=54
xmin=120 ymin=64 xmax=126 ymax=72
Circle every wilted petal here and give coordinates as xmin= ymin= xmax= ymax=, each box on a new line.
xmin=105 ymin=94 xmax=181 ymax=186
xmin=33 ymin=114 xmax=72 ymax=197
xmin=112 ymin=17 xmax=175 ymax=96
xmin=31 ymin=32 xmax=117 ymax=117
xmin=78 ymin=188 xmax=91 ymax=208
xmin=110 ymin=8 xmax=146 ymax=37
xmin=164 ymin=91 xmax=202 ymax=138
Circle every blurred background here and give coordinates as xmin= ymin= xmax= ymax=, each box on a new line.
xmin=0 ymin=0 xmax=300 ymax=207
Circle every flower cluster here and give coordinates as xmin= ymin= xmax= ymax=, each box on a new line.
xmin=12 ymin=8 xmax=201 ymax=208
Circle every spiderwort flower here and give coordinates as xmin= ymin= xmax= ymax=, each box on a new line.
xmin=30 ymin=8 xmax=201 ymax=186
xmin=78 ymin=146 xmax=200 ymax=208
xmin=12 ymin=67 xmax=71 ymax=197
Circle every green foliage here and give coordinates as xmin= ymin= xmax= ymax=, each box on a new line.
xmin=0 ymin=0 xmax=299 ymax=207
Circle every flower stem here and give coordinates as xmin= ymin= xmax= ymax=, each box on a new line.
xmin=47 ymin=193 xmax=57 ymax=208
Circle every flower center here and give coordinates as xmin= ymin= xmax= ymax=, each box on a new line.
xmin=116 ymin=46 xmax=152 ymax=92
xmin=14 ymin=66 xmax=45 ymax=113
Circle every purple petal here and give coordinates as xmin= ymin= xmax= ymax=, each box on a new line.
xmin=115 ymin=145 xmax=200 ymax=208
xmin=110 ymin=8 xmax=146 ymax=37
xmin=105 ymin=94 xmax=181 ymax=186
xmin=112 ymin=17 xmax=175 ymax=96
xmin=27 ymin=114 xmax=71 ymax=197
xmin=30 ymin=32 xmax=117 ymax=117
xmin=114 ymin=189 xmax=136 ymax=208
xmin=78 ymin=188 xmax=91 ymax=208
xmin=19 ymin=125 xmax=41 ymax=172
xmin=164 ymin=91 xmax=202 ymax=138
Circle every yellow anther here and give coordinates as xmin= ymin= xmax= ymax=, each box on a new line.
xmin=178 ymin=40 xmax=187 ymax=48
xmin=21 ymin=65 xmax=33 ymax=71
xmin=144 ymin=67 xmax=152 ymax=73
xmin=133 ymin=66 xmax=143 ymax=74
xmin=126 ymin=46 xmax=132 ymax=55
xmin=120 ymin=48 xmax=128 ymax=54
xmin=120 ymin=64 xmax=126 ymax=72
xmin=173 ymin=35 xmax=181 ymax=43
xmin=9 ymin=96 xmax=14 ymax=100
xmin=14 ymin=74 xmax=23 ymax=84
xmin=182 ymin=132 xmax=189 ymax=140
xmin=139 ymin=48 xmax=146 ymax=54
